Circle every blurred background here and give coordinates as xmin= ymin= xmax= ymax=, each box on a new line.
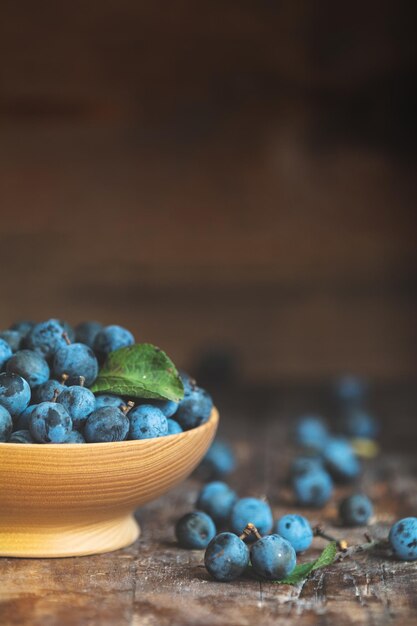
xmin=0 ymin=2 xmax=416 ymax=423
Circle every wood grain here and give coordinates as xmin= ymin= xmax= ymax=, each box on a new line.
xmin=0 ymin=409 xmax=218 ymax=558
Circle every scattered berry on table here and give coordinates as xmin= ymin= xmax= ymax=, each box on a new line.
xmin=389 ymin=517 xmax=417 ymax=561
xmin=196 ymin=481 xmax=238 ymax=526
xmin=197 ymin=439 xmax=236 ymax=480
xmin=340 ymin=409 xmax=379 ymax=440
xmin=175 ymin=511 xmax=216 ymax=549
xmin=250 ymin=534 xmax=296 ymax=580
xmin=294 ymin=415 xmax=329 ymax=451
xmin=293 ymin=468 xmax=333 ymax=507
xmin=322 ymin=437 xmax=361 ymax=482
xmin=230 ymin=497 xmax=273 ymax=537
xmin=204 ymin=532 xmax=250 ymax=581
xmin=339 ymin=494 xmax=373 ymax=526
xmin=274 ymin=514 xmax=313 ymax=552
xmin=290 ymin=455 xmax=324 ymax=478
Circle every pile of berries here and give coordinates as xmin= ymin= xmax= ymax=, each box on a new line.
xmin=0 ymin=319 xmax=212 ymax=444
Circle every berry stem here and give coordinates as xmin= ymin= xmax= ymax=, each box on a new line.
xmin=239 ymin=523 xmax=262 ymax=541
xmin=79 ymin=376 xmax=85 ymax=387
xmin=313 ymin=525 xmax=348 ymax=551
xmin=62 ymin=332 xmax=71 ymax=346
xmin=120 ymin=401 xmax=135 ymax=414
xmin=61 ymin=373 xmax=69 ymax=385
xmin=335 ymin=534 xmax=389 ymax=562
xmin=51 ymin=389 xmax=60 ymax=403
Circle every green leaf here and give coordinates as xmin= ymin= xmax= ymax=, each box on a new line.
xmin=272 ymin=542 xmax=338 ymax=585
xmin=90 ymin=343 xmax=184 ymax=402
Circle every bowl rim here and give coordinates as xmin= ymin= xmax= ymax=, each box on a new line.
xmin=0 ymin=407 xmax=218 ymax=450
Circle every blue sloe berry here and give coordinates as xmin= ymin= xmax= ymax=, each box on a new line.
xmin=57 ymin=385 xmax=96 ymax=430
xmin=0 ymin=405 xmax=13 ymax=441
xmin=175 ymin=386 xmax=213 ymax=430
xmin=175 ymin=511 xmax=216 ymax=549
xmin=292 ymin=468 xmax=333 ymax=507
xmin=0 ymin=338 xmax=13 ymax=369
xmin=166 ymin=419 xmax=183 ymax=435
xmin=129 ymin=405 xmax=168 ymax=440
xmin=274 ymin=514 xmax=313 ymax=552
xmin=93 ymin=325 xmax=134 ymax=357
xmin=322 ymin=437 xmax=361 ymax=482
xmin=197 ymin=481 xmax=238 ymax=526
xmin=339 ymin=494 xmax=373 ymax=526
xmin=0 ymin=372 xmax=31 ymax=416
xmin=74 ymin=321 xmax=103 ymax=348
xmin=204 ymin=532 xmax=249 ymax=581
xmin=52 ymin=343 xmax=98 ymax=387
xmin=84 ymin=407 xmax=129 ymax=443
xmin=250 ymin=534 xmax=296 ymax=580
xmin=6 ymin=349 xmax=50 ymax=388
xmin=230 ymin=497 xmax=273 ymax=537
xmin=30 ymin=402 xmax=72 ymax=443
xmin=389 ymin=517 xmax=417 ymax=561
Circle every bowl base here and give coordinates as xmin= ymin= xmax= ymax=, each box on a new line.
xmin=0 ymin=514 xmax=140 ymax=558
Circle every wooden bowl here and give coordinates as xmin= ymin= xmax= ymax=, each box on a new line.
xmin=0 ymin=408 xmax=218 ymax=558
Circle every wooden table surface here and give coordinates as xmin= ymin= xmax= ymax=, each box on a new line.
xmin=0 ymin=386 xmax=416 ymax=626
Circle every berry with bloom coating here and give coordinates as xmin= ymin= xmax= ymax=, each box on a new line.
xmin=204 ymin=532 xmax=250 ymax=581
xmin=274 ymin=514 xmax=313 ymax=552
xmin=389 ymin=517 xmax=417 ymax=561
xmin=230 ymin=497 xmax=273 ymax=537
xmin=175 ymin=386 xmax=213 ymax=430
xmin=166 ymin=419 xmax=183 ymax=435
xmin=293 ymin=468 xmax=333 ymax=507
xmin=323 ymin=437 xmax=360 ymax=482
xmin=0 ymin=405 xmax=13 ymax=442
xmin=339 ymin=494 xmax=373 ymax=526
xmin=197 ymin=481 xmax=238 ymax=526
xmin=175 ymin=511 xmax=216 ymax=549
xmin=30 ymin=402 xmax=72 ymax=444
xmin=93 ymin=325 xmax=134 ymax=357
xmin=129 ymin=405 xmax=168 ymax=440
xmin=250 ymin=534 xmax=296 ymax=580
xmin=84 ymin=407 xmax=129 ymax=443
xmin=0 ymin=372 xmax=31 ymax=416
xmin=0 ymin=338 xmax=12 ymax=369
xmin=6 ymin=349 xmax=50 ymax=389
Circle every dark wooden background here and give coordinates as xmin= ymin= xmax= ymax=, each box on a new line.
xmin=0 ymin=0 xmax=416 ymax=384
